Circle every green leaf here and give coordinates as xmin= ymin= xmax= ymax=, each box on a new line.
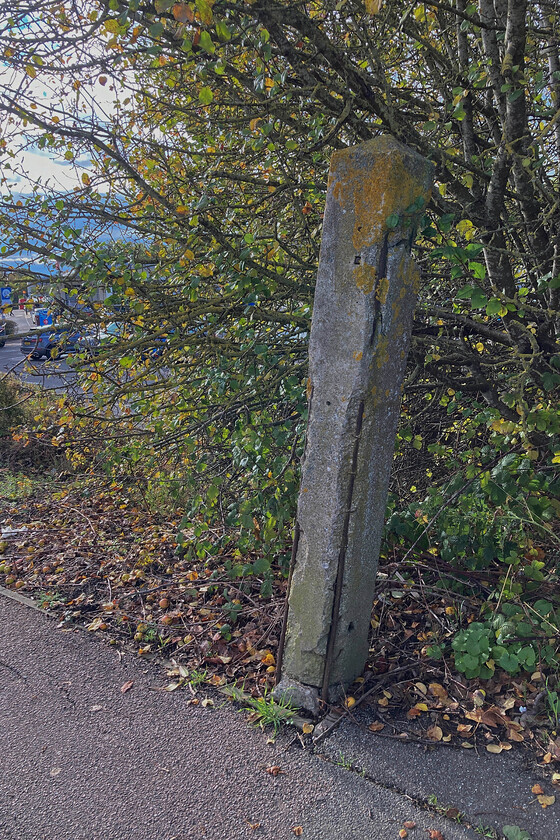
xmin=198 ymin=86 xmax=214 ymax=105
xmin=502 ymin=825 xmax=531 ymax=840
xmin=215 ymin=20 xmax=231 ymax=41
xmin=199 ymin=30 xmax=215 ymax=53
xmin=470 ymin=289 xmax=488 ymax=309
xmin=149 ymin=21 xmax=164 ymax=37
xmin=486 ymin=297 xmax=503 ymax=316
xmin=386 ymin=213 xmax=400 ymax=229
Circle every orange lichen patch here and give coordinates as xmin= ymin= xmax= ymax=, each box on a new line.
xmin=375 ymin=275 xmax=390 ymax=305
xmin=329 ymin=138 xmax=432 ymax=251
xmin=354 ymin=263 xmax=376 ymax=294
xmin=353 ymin=350 xmax=363 ymax=361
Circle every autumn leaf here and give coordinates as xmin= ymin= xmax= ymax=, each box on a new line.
xmin=537 ymin=794 xmax=555 ymax=808
xmin=532 ymin=784 xmax=545 ymax=795
xmin=426 ymin=724 xmax=443 ymax=741
xmin=368 ymin=722 xmax=385 ymax=732
xmin=265 ymin=765 xmax=283 ymax=776
xmin=365 ymin=0 xmax=383 ymax=13
xmin=302 ymin=723 xmax=314 ymax=734
xmin=403 ymin=822 xmax=416 ymax=829
xmin=344 ymin=696 xmax=356 ymax=709
xmin=292 ymin=827 xmax=303 ymax=836
xmin=120 ymin=679 xmax=134 ymax=693
xmin=172 ymin=3 xmax=194 ymax=22
xmin=428 ymin=831 xmax=445 ymax=840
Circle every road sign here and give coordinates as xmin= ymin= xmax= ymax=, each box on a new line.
xmin=1 ymin=287 xmax=12 ymax=302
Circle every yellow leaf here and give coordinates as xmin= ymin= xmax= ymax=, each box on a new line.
xmin=532 ymin=784 xmax=545 ymax=795
xmin=250 ymin=118 xmax=260 ymax=131
xmin=345 ymin=696 xmax=356 ymax=709
xmin=302 ymin=722 xmax=314 ymax=734
xmin=365 ymin=0 xmax=382 ymax=13
xmin=415 ymin=702 xmax=429 ymax=712
xmin=261 ymin=652 xmax=275 ymax=666
xmin=81 ymin=172 xmax=91 ymax=186
xmin=538 ymin=794 xmax=555 ymax=808
xmin=368 ymin=722 xmax=384 ymax=732
xmin=184 ymin=249 xmax=195 ymax=260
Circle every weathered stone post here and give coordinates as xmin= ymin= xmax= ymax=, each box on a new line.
xmin=274 ymin=136 xmax=434 ymax=713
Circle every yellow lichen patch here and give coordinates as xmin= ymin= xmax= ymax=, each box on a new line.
xmin=353 ymin=350 xmax=363 ymax=361
xmin=354 ymin=263 xmax=376 ymax=294
xmin=375 ymin=275 xmax=390 ymax=305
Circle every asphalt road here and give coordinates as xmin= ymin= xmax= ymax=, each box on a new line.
xmin=0 ymin=338 xmax=78 ymax=392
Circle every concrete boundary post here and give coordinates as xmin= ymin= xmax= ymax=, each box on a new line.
xmin=274 ymin=136 xmax=434 ymax=714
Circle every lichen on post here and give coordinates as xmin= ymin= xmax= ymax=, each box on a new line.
xmin=274 ymin=136 xmax=434 ymax=714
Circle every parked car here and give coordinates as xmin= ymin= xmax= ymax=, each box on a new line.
xmin=20 ymin=327 xmax=82 ymax=360
xmin=0 ymin=323 xmax=5 ymax=348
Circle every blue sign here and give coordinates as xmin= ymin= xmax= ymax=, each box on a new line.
xmin=0 ymin=287 xmax=11 ymax=302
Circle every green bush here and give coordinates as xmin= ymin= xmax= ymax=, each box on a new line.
xmin=0 ymin=375 xmax=27 ymax=436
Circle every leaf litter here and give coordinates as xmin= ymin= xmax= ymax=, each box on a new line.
xmin=2 ymin=469 xmax=560 ymax=771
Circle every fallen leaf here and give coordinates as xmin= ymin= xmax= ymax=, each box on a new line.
xmin=486 ymin=743 xmax=503 ymax=754
xmin=302 ymin=723 xmax=314 ymax=734
xmin=50 ymin=767 xmax=62 ymax=777
xmin=456 ymin=724 xmax=473 ymax=734
xmin=407 ymin=707 xmax=422 ymax=719
xmin=399 ymin=831 xmax=408 ymax=839
xmin=544 ymin=753 xmax=553 ymax=764
xmin=429 ymin=683 xmax=448 ymax=701
xmin=426 ymin=725 xmax=443 ymax=741
xmin=428 ymin=831 xmax=445 ymax=840
xmin=246 ymin=820 xmax=261 ymax=831
xmin=89 ymin=704 xmax=103 ymax=712
xmin=201 ymin=698 xmax=214 ymax=708
xmin=121 ymin=680 xmax=134 ymax=694
xmin=445 ymin=808 xmax=460 ymax=819
xmin=415 ymin=682 xmax=428 ymax=695
xmin=377 ymin=696 xmax=389 ymax=707
xmin=368 ymin=722 xmax=385 ymax=732
xmin=537 ymin=794 xmax=555 ymax=808
xmin=551 ymin=772 xmax=560 ymax=783
xmin=532 ymin=784 xmax=545 ymax=795
xmin=403 ymin=822 xmax=416 ymax=829
xmin=461 ymin=742 xmax=474 ymax=749
xmin=266 ymin=765 xmax=283 ymax=776
xmin=345 ymin=697 xmax=356 ymax=709
xmin=292 ymin=827 xmax=303 ymax=836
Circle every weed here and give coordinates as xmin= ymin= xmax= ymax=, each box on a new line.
xmin=186 ymin=668 xmax=208 ymax=689
xmin=335 ymin=751 xmax=352 ymax=770
xmin=37 ymin=591 xmax=65 ymax=609
xmin=502 ymin=826 xmax=531 ymax=840
xmin=243 ymin=688 xmax=296 ymax=735
xmin=545 ymin=678 xmax=560 ymax=727
xmin=474 ymin=825 xmax=498 ymax=839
